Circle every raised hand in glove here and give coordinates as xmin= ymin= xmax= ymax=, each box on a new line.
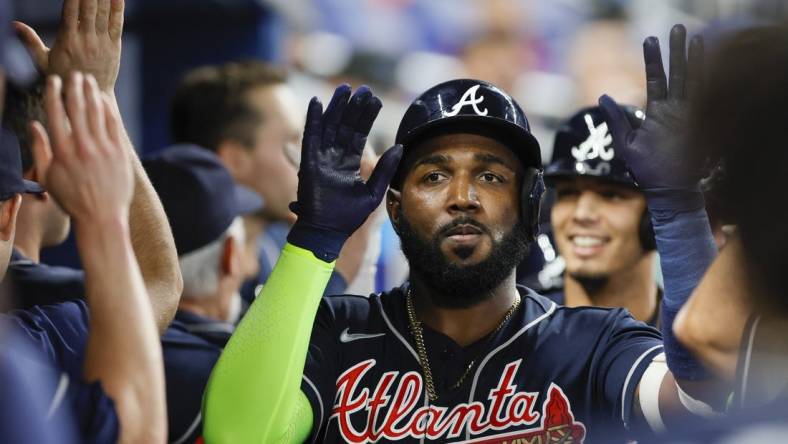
xmin=288 ymin=84 xmax=403 ymax=262
xmin=599 ymin=25 xmax=704 ymax=195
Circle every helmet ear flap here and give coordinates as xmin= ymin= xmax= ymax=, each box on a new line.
xmin=521 ymin=168 xmax=545 ymax=241
xmin=639 ymin=210 xmax=656 ymax=251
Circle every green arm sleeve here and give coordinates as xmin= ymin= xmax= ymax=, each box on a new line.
xmin=202 ymin=243 xmax=334 ymax=443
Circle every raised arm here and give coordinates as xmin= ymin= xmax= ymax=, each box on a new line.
xmin=202 ymin=85 xmax=402 ymax=443
xmin=16 ymin=0 xmax=182 ymax=331
xmin=599 ymin=24 xmax=726 ymax=427
xmin=30 ymin=73 xmax=166 ymax=443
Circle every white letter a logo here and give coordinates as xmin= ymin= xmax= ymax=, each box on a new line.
xmin=444 ymin=84 xmax=489 ymax=117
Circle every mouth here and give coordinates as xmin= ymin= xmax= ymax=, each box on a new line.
xmin=442 ymin=223 xmax=486 ymax=248
xmin=568 ymin=234 xmax=609 ymax=257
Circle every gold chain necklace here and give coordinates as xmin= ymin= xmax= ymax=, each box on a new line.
xmin=405 ymin=288 xmax=522 ymax=402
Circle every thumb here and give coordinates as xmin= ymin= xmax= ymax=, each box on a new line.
xmin=598 ymin=94 xmax=633 ymax=150
xmin=14 ymin=21 xmax=49 ymax=71
xmin=366 ymin=144 xmax=403 ymax=203
xmin=29 ymin=121 xmax=53 ymax=188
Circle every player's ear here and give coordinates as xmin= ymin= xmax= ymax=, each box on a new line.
xmin=216 ymin=139 xmax=250 ymax=179
xmin=220 ymin=236 xmax=240 ymax=277
xmin=0 ymin=195 xmax=22 ymax=241
xmin=386 ymin=188 xmax=402 ymax=235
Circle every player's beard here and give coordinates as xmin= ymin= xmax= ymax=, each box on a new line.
xmin=398 ymin=214 xmax=529 ymax=308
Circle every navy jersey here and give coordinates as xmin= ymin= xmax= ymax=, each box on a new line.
xmin=1 ymin=300 xmax=119 ymax=442
xmin=7 ymin=248 xmax=85 ymax=309
xmin=162 ymin=310 xmax=233 ymax=444
xmin=300 ymin=285 xmax=663 ymax=443
xmin=544 ymin=288 xmax=663 ymax=328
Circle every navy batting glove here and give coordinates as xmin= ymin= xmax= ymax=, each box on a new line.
xmin=288 ymin=84 xmax=403 ymax=262
xmin=599 ymin=25 xmax=705 ymax=212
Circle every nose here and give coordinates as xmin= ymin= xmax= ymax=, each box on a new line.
xmin=572 ymin=190 xmax=600 ymax=224
xmin=447 ymin=173 xmax=480 ymax=214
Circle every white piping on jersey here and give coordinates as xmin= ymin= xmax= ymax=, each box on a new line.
xmin=620 ymin=344 xmax=663 ymax=428
xmin=377 ymin=296 xmax=420 ymax=362
xmin=639 ymin=353 xmax=668 ymax=432
xmin=465 ymin=300 xmax=557 ymax=441
xmin=377 ymin=295 xmax=429 ymax=444
xmin=302 ymin=374 xmax=324 ymax=444
xmin=46 ymin=373 xmax=69 ymax=420
xmin=172 ymin=412 xmax=202 ymax=444
xmin=740 ymin=315 xmax=762 ymax=407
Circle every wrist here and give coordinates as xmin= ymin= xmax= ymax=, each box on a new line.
xmin=287 ymin=221 xmax=349 ymax=263
xmin=644 ymin=186 xmax=705 ymax=214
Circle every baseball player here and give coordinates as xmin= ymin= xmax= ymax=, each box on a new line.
xmin=543 ymin=105 xmax=661 ymax=326
xmin=203 ymin=24 xmax=725 ymax=443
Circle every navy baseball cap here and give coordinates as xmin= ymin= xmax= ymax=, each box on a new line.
xmin=143 ymin=144 xmax=263 ymax=256
xmin=0 ymin=126 xmax=43 ymax=201
xmin=0 ymin=1 xmax=36 ymax=86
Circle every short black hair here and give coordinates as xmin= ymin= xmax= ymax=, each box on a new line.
xmin=2 ymin=77 xmax=46 ymax=173
xmin=691 ymin=24 xmax=788 ymax=311
xmin=169 ymin=60 xmax=287 ymax=151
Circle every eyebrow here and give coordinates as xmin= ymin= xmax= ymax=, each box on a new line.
xmin=474 ymin=153 xmax=515 ymax=172
xmin=413 ymin=154 xmax=451 ymax=169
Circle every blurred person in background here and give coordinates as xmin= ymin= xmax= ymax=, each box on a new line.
xmin=171 ymin=62 xmax=375 ymax=300
xmin=568 ymin=14 xmax=645 ymax=107
xmin=543 ymin=105 xmax=661 ymax=325
xmin=144 ymin=145 xmax=263 ymax=443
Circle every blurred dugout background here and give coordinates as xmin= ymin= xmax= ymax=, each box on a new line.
xmin=13 ymin=0 xmax=785 ymax=284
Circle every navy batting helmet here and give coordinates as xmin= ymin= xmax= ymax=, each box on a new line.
xmin=393 ymin=79 xmax=545 ymax=241
xmin=545 ymin=105 xmax=655 ymax=251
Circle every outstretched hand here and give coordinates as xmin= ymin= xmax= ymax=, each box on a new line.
xmin=15 ymin=0 xmax=124 ymax=93
xmin=288 ymin=85 xmax=402 ymax=261
xmin=599 ymin=24 xmax=704 ymax=190
xmin=29 ymin=73 xmax=133 ymax=226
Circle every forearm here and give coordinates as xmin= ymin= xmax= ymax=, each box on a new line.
xmin=646 ymin=189 xmax=717 ymax=381
xmin=203 ymin=243 xmax=330 ymax=443
xmin=674 ymin=237 xmax=751 ymax=381
xmin=109 ymin=95 xmax=182 ymax=332
xmin=75 ymin=217 xmax=167 ymax=443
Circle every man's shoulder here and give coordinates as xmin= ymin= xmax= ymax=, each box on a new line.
xmin=519 ymin=286 xmax=658 ymax=338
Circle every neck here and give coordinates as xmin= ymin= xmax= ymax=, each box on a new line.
xmin=563 ymin=253 xmax=658 ymax=322
xmin=178 ymin=292 xmax=229 ymax=322
xmin=410 ymin=272 xmax=519 ymax=347
xmin=12 ymin=230 xmax=42 ymax=263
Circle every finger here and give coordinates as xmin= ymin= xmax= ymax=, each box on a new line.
xmin=321 ymin=84 xmax=352 ymax=146
xmin=668 ymin=24 xmax=687 ymax=100
xmin=686 ymin=35 xmax=704 ymax=100
xmin=108 ymin=0 xmax=124 ymax=41
xmin=643 ymin=36 xmax=667 ymax=103
xmin=95 ymin=0 xmax=111 ymax=33
xmin=61 ymin=0 xmax=80 ymax=32
xmin=336 ymin=86 xmax=371 ymax=150
xmin=356 ymin=95 xmax=382 ymax=137
xmin=64 ymin=72 xmax=93 ymax=157
xmin=13 ymin=22 xmax=50 ymax=70
xmin=79 ymin=0 xmax=98 ymax=32
xmin=84 ymin=76 xmax=108 ymax=144
xmin=598 ymin=95 xmax=634 ymax=152
xmin=44 ymin=75 xmax=72 ymax=159
xmin=29 ymin=121 xmax=53 ymax=186
xmin=301 ymin=97 xmax=324 ymax=169
xmin=366 ymin=144 xmax=403 ymax=203
xmin=347 ymin=95 xmax=382 ymax=160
